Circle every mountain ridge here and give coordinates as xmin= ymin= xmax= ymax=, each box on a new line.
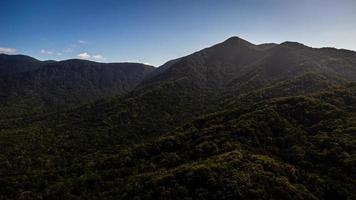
xmin=140 ymin=37 xmax=356 ymax=97
xmin=0 ymin=56 xmax=155 ymax=118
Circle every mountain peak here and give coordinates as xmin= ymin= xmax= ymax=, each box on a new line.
xmin=0 ymin=53 xmax=39 ymax=61
xmin=280 ymin=41 xmax=307 ymax=48
xmin=222 ymin=36 xmax=254 ymax=46
xmin=225 ymin=36 xmax=246 ymax=41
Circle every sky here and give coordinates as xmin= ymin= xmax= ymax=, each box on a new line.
xmin=1 ymin=0 xmax=356 ymax=66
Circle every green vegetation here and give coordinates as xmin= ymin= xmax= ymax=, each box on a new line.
xmin=1 ymin=84 xmax=355 ymax=199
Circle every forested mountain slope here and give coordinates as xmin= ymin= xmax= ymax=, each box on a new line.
xmin=1 ymin=83 xmax=355 ymax=199
xmin=0 ymin=58 xmax=154 ymax=118
xmin=1 ymin=37 xmax=356 ymax=199
xmin=142 ymin=37 xmax=356 ymax=96
xmin=0 ymin=54 xmax=48 ymax=76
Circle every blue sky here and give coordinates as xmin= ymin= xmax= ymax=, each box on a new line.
xmin=1 ymin=0 xmax=356 ymax=66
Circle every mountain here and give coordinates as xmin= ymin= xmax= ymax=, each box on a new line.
xmin=141 ymin=37 xmax=265 ymax=91
xmin=0 ymin=54 xmax=49 ymax=76
xmin=227 ymin=41 xmax=356 ymax=93
xmin=1 ymin=37 xmax=356 ymax=199
xmin=143 ymin=37 xmax=356 ymax=96
xmin=3 ymin=36 xmax=355 ymax=152
xmin=2 ymin=37 xmax=356 ymax=120
xmin=0 ymin=57 xmax=154 ymax=118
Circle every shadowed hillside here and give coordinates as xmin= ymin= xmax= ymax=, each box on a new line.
xmin=0 ymin=57 xmax=154 ymax=118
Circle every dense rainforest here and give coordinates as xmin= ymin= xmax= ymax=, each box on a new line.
xmin=0 ymin=37 xmax=355 ymax=199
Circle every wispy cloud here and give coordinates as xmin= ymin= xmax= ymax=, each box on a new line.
xmin=64 ymin=48 xmax=73 ymax=53
xmin=77 ymin=40 xmax=87 ymax=44
xmin=64 ymin=40 xmax=88 ymax=54
xmin=40 ymin=49 xmax=62 ymax=56
xmin=92 ymin=54 xmax=106 ymax=61
xmin=77 ymin=52 xmax=91 ymax=60
xmin=0 ymin=47 xmax=17 ymax=54
xmin=40 ymin=49 xmax=53 ymax=55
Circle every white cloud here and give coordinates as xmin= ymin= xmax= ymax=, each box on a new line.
xmin=77 ymin=52 xmax=107 ymax=62
xmin=92 ymin=54 xmax=106 ymax=61
xmin=77 ymin=52 xmax=91 ymax=60
xmin=0 ymin=47 xmax=17 ymax=54
xmin=77 ymin=40 xmax=87 ymax=44
xmin=126 ymin=60 xmax=152 ymax=66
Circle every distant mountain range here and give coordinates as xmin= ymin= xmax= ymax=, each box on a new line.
xmin=2 ymin=36 xmax=356 ymax=118
xmin=0 ymin=55 xmax=154 ymax=118
xmin=0 ymin=54 xmax=49 ymax=76
xmin=0 ymin=37 xmax=356 ymax=200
